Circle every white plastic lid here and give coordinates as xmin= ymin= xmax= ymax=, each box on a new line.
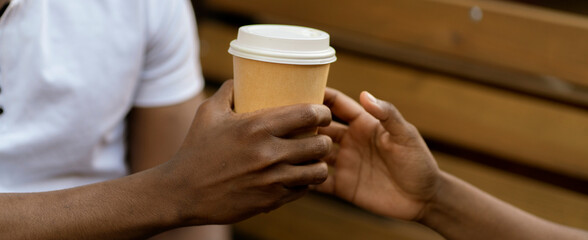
xmin=228 ymin=24 xmax=337 ymax=65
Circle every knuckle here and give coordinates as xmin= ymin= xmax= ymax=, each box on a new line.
xmin=194 ymin=100 xmax=213 ymax=118
xmin=314 ymin=105 xmax=332 ymax=126
xmin=298 ymin=106 xmax=320 ymax=126
xmin=383 ymin=102 xmax=402 ymax=122
xmin=387 ymin=104 xmax=401 ymax=118
xmin=314 ymin=161 xmax=329 ymax=183
xmin=256 ymin=145 xmax=279 ymax=164
xmin=198 ymin=99 xmax=213 ymax=111
xmin=234 ymin=122 xmax=251 ymax=138
xmin=261 ymin=119 xmax=277 ymax=136
xmin=313 ymin=136 xmax=332 ymax=156
xmin=404 ymin=122 xmax=420 ymax=138
xmin=298 ymin=163 xmax=328 ymax=186
xmin=377 ymin=133 xmax=396 ymax=151
xmin=194 ymin=100 xmax=227 ymax=127
xmin=240 ymin=118 xmax=271 ymax=137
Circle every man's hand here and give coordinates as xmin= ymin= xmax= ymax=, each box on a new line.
xmin=314 ymin=88 xmax=440 ymax=221
xmin=165 ymin=80 xmax=332 ymax=225
xmin=0 ymin=80 xmax=331 ymax=240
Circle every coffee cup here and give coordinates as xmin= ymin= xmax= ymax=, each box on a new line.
xmin=228 ymin=24 xmax=337 ymax=117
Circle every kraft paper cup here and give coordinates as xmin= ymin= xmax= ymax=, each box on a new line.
xmin=228 ymin=24 xmax=336 ymax=117
xmin=231 ymin=56 xmax=331 ymax=114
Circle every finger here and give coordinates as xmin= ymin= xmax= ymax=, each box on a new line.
xmin=310 ymin=172 xmax=335 ymax=195
xmin=317 ymin=122 xmax=345 ymax=166
xmin=271 ymin=135 xmax=332 ymax=165
xmin=205 ymin=80 xmax=234 ymax=111
xmin=323 ymin=88 xmax=364 ymax=123
xmin=318 ymin=121 xmax=348 ymax=144
xmin=359 ymin=91 xmax=411 ymax=136
xmin=274 ymin=161 xmax=329 ymax=187
xmin=320 ymin=143 xmax=339 ymax=166
xmin=253 ymin=104 xmax=332 ymax=137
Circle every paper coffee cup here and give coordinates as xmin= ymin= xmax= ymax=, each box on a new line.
xmin=228 ymin=24 xmax=337 ymax=115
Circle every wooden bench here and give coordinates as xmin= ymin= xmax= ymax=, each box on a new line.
xmin=193 ymin=0 xmax=588 ymax=239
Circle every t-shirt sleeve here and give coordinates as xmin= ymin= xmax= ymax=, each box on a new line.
xmin=133 ymin=0 xmax=204 ymax=107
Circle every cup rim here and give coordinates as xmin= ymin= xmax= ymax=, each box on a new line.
xmin=228 ymin=24 xmax=337 ymax=65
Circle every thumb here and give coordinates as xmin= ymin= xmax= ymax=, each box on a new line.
xmin=359 ymin=91 xmax=409 ymax=135
xmin=207 ymin=80 xmax=235 ymax=111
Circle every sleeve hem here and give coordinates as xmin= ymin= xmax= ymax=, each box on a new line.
xmin=132 ymin=80 xmax=204 ymax=108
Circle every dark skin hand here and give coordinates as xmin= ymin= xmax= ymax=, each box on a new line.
xmin=171 ymin=80 xmax=333 ymax=225
xmin=0 ymin=80 xmax=332 ymax=239
xmin=315 ymin=88 xmax=588 ymax=240
xmin=316 ymin=88 xmax=439 ymax=221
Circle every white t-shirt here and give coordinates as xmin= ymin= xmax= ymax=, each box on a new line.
xmin=0 ymin=0 xmax=204 ymax=192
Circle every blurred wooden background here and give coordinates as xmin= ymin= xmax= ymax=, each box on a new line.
xmin=191 ymin=0 xmax=588 ymax=239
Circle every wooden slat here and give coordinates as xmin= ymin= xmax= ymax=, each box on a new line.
xmin=505 ymin=0 xmax=588 ymax=15
xmin=435 ymin=152 xmax=588 ymax=229
xmin=198 ymin=21 xmax=588 ymax=180
xmin=198 ymin=20 xmax=235 ymax=82
xmin=232 ymin=152 xmax=588 ymax=240
xmin=235 ymin=193 xmax=444 ymax=240
xmin=206 ymin=0 xmax=588 ymax=89
xmin=312 ymin=24 xmax=588 ymax=109
xmin=327 ymin=49 xmax=588 ymax=181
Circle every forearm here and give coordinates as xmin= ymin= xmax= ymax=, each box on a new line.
xmin=127 ymin=93 xmax=204 ymax=172
xmin=0 ymin=169 xmax=181 ymax=240
xmin=127 ymin=93 xmax=230 ymax=240
xmin=420 ymin=171 xmax=588 ymax=240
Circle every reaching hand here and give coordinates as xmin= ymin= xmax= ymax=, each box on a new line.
xmin=315 ymin=88 xmax=440 ymax=221
xmin=165 ymin=80 xmax=332 ymax=225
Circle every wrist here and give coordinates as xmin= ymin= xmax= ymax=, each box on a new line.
xmin=152 ymin=158 xmax=215 ymax=228
xmin=136 ymin=165 xmax=191 ymax=229
xmin=416 ymin=171 xmax=454 ymax=224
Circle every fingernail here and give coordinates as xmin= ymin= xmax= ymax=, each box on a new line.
xmin=366 ymin=92 xmax=378 ymax=103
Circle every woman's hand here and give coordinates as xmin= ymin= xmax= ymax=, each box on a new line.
xmin=315 ymin=88 xmax=440 ymax=221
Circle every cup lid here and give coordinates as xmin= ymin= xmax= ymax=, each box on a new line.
xmin=228 ymin=24 xmax=337 ymax=65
